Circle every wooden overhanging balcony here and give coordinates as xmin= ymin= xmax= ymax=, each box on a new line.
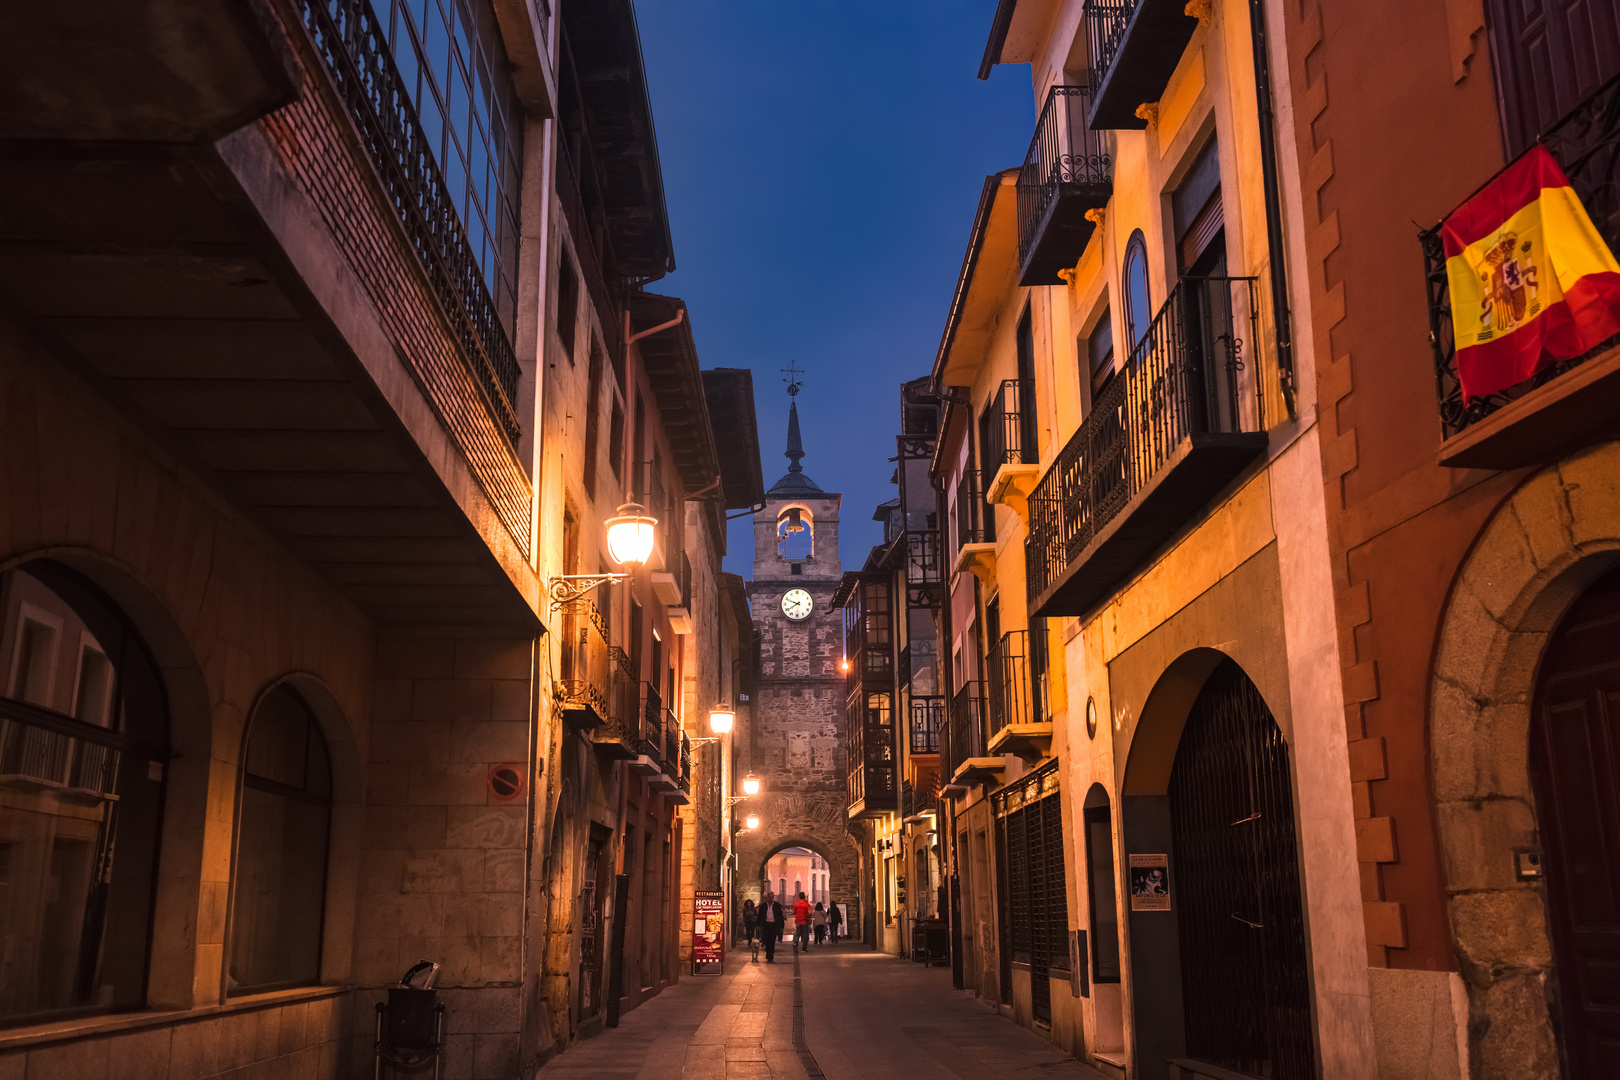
xmin=986 ymin=631 xmax=1050 ymax=757
xmin=1084 ymin=0 xmax=1202 ymax=130
xmin=1421 ymin=75 xmax=1620 ymax=470
xmin=1027 ymin=276 xmax=1269 ymax=618
xmin=1018 ymin=85 xmax=1113 ymax=285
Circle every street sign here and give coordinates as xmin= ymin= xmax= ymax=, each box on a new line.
xmin=693 ymin=890 xmax=724 ymax=974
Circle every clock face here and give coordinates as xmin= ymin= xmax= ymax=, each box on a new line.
xmin=781 ymin=588 xmax=813 ymax=621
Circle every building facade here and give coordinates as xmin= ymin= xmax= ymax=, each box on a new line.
xmin=0 ymin=1 xmax=762 ymax=1078
xmin=906 ymin=0 xmax=1363 ymax=1077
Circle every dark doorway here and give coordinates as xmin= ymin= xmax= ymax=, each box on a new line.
xmin=1167 ymin=658 xmax=1314 ymax=1079
xmin=1532 ymin=567 xmax=1620 ymax=1079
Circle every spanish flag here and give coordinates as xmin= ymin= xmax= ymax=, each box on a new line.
xmin=1442 ymin=145 xmax=1620 ymax=402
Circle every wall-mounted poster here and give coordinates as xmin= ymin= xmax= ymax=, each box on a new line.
xmin=1128 ymin=854 xmax=1171 ymax=911
xmin=693 ymin=890 xmax=725 ymax=973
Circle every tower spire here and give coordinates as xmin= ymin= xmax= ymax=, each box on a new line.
xmin=786 ymin=400 xmax=805 ymax=474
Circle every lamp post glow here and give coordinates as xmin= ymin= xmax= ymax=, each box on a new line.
xmin=744 ymin=813 xmax=760 ymax=831
xmin=604 ymin=502 xmax=658 ymax=567
xmin=708 ymin=705 xmax=735 ymax=734
xmin=741 ymin=774 xmax=761 ymax=797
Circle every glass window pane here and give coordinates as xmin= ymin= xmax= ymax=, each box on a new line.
xmin=228 ymin=788 xmax=330 ymax=992
xmin=0 ymin=564 xmax=167 ymax=1024
xmin=245 ymin=688 xmax=309 ymax=789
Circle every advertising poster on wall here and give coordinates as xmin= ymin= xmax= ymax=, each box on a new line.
xmin=1128 ymin=854 xmax=1171 ymax=911
xmin=693 ymin=890 xmax=725 ymax=973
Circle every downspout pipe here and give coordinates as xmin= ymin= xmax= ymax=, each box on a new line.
xmin=1248 ymin=0 xmax=1297 ymax=417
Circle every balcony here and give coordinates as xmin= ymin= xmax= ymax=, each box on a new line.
xmin=944 ymin=681 xmax=1004 ymax=792
xmin=555 ymin=601 xmax=610 ymax=730
xmin=986 ymin=631 xmax=1051 ymax=757
xmin=847 ymin=686 xmax=899 ymax=819
xmin=670 ymin=733 xmax=693 ymax=805
xmin=905 ymin=528 xmax=945 ymax=608
xmin=954 ymin=472 xmax=997 ymax=583
xmin=591 ymin=649 xmax=640 ymax=760
xmin=646 ymin=706 xmax=680 ymax=792
xmin=631 ymin=686 xmax=667 ymax=777
xmin=1027 ymin=276 xmax=1268 ymax=618
xmin=983 ymin=379 xmax=1043 ymax=522
xmin=1084 ymin=0 xmax=1202 ymax=130
xmin=1018 ymin=85 xmax=1113 ymax=286
xmin=1422 ymin=76 xmax=1620 ymax=470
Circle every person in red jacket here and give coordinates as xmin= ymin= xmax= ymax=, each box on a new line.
xmin=793 ymin=893 xmax=812 ymax=953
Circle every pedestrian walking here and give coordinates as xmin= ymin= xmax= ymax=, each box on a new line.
xmin=827 ymin=901 xmax=842 ymax=944
xmin=760 ymin=891 xmax=784 ymax=963
xmin=793 ymin=892 xmax=812 ymax=953
xmin=812 ymin=901 xmax=828 ymax=946
xmin=742 ymin=898 xmax=758 ymax=961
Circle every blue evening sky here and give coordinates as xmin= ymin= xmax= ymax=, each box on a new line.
xmin=632 ymin=1 xmax=1034 ymax=579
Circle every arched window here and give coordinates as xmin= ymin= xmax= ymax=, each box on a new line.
xmin=1122 ymin=231 xmax=1152 ymax=351
xmin=1083 ymin=784 xmax=1121 ymax=984
xmin=0 ymin=562 xmax=169 ymax=1023
xmin=229 ymin=685 xmax=332 ymax=993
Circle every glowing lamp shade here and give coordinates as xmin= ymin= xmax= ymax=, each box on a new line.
xmin=708 ymin=706 xmax=735 ymax=734
xmin=741 ymin=774 xmax=761 ymax=797
xmin=605 ymin=502 xmax=657 ymax=567
xmin=744 ymin=813 xmax=760 ymax=831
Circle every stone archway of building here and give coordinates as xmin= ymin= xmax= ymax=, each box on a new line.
xmin=1120 ymin=648 xmax=1313 ymax=1080
xmin=1428 ymin=441 xmax=1620 ymax=1077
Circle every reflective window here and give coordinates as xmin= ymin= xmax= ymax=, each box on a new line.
xmin=372 ymin=0 xmax=524 ymax=336
xmin=228 ymin=686 xmax=332 ymax=994
xmin=1123 ymin=232 xmax=1151 ymax=350
xmin=0 ymin=563 xmax=169 ymax=1025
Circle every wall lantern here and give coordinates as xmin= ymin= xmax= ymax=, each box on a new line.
xmin=840 ymin=657 xmax=851 ymax=673
xmin=546 ymin=501 xmax=659 ymax=609
xmin=744 ymin=813 xmax=760 ymax=831
xmin=708 ymin=705 xmax=735 ymax=734
xmin=741 ymin=774 xmax=762 ymax=797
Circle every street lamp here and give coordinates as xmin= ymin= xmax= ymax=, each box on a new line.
xmin=741 ymin=774 xmax=761 ymax=797
xmin=744 ymin=813 xmax=760 ymax=831
xmin=546 ymin=501 xmax=658 ymax=609
xmin=708 ymin=705 xmax=735 ymax=734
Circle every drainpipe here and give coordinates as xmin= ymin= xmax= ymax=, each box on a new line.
xmin=1248 ymin=0 xmax=1297 ymax=418
xmin=628 ymin=307 xmax=686 ymax=346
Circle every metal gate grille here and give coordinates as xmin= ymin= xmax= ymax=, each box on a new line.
xmin=995 ymin=762 xmax=1069 ymax=1025
xmin=1168 ymin=659 xmax=1315 ymax=1079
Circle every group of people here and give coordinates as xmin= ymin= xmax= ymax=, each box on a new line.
xmin=740 ymin=891 xmax=841 ymax=963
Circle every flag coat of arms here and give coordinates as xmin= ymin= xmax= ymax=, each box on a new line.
xmin=1441 ymin=145 xmax=1620 ymax=402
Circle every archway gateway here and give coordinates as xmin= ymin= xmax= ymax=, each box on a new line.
xmin=1123 ymin=653 xmax=1315 ymax=1080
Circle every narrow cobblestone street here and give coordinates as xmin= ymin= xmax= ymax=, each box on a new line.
xmin=537 ymin=946 xmax=1105 ymax=1080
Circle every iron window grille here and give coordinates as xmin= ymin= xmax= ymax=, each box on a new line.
xmin=1420 ymin=74 xmax=1620 ymax=438
xmin=993 ymin=762 xmax=1069 ymax=1025
xmin=296 ymin=0 xmax=524 ymax=445
xmin=1026 ymin=275 xmax=1262 ymax=605
xmin=1017 ymin=83 xmax=1112 ymax=265
xmin=909 ymin=695 xmax=944 ymax=755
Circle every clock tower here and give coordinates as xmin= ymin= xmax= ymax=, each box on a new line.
xmin=737 ymin=388 xmax=859 ymax=922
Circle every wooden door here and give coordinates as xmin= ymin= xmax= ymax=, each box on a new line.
xmin=1532 ymin=568 xmax=1620 ymax=1078
xmin=1486 ymin=0 xmax=1620 ymax=155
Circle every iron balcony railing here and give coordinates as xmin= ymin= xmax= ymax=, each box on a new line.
xmin=911 ymin=695 xmax=944 ymax=755
xmin=678 ymin=733 xmax=692 ymax=794
xmin=1421 ymin=74 xmax=1620 ymax=438
xmin=592 ymin=646 xmax=639 ymax=747
xmin=659 ymin=707 xmax=680 ymax=774
xmin=986 ymin=631 xmax=1040 ymax=741
xmin=1017 ymin=84 xmax=1112 ymax=266
xmin=555 ymin=600 xmax=610 ymax=722
xmin=294 ymin=0 xmax=522 ymax=445
xmin=1027 ymin=275 xmax=1262 ymax=604
xmin=946 ymin=682 xmax=987 ymax=778
xmin=982 ymin=379 xmax=1035 ymax=484
xmin=1084 ymin=1 xmax=1136 ymax=99
xmin=639 ymin=686 xmax=665 ymax=760
xmin=955 ymin=471 xmax=989 ymax=551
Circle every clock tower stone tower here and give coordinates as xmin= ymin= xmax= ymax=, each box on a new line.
xmin=737 ymin=395 xmax=860 ymax=922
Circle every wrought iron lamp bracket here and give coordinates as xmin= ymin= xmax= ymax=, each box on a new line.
xmin=547 ymin=573 xmax=629 ymax=610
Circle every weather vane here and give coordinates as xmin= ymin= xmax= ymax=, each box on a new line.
xmin=782 ymin=361 xmax=804 ymax=398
